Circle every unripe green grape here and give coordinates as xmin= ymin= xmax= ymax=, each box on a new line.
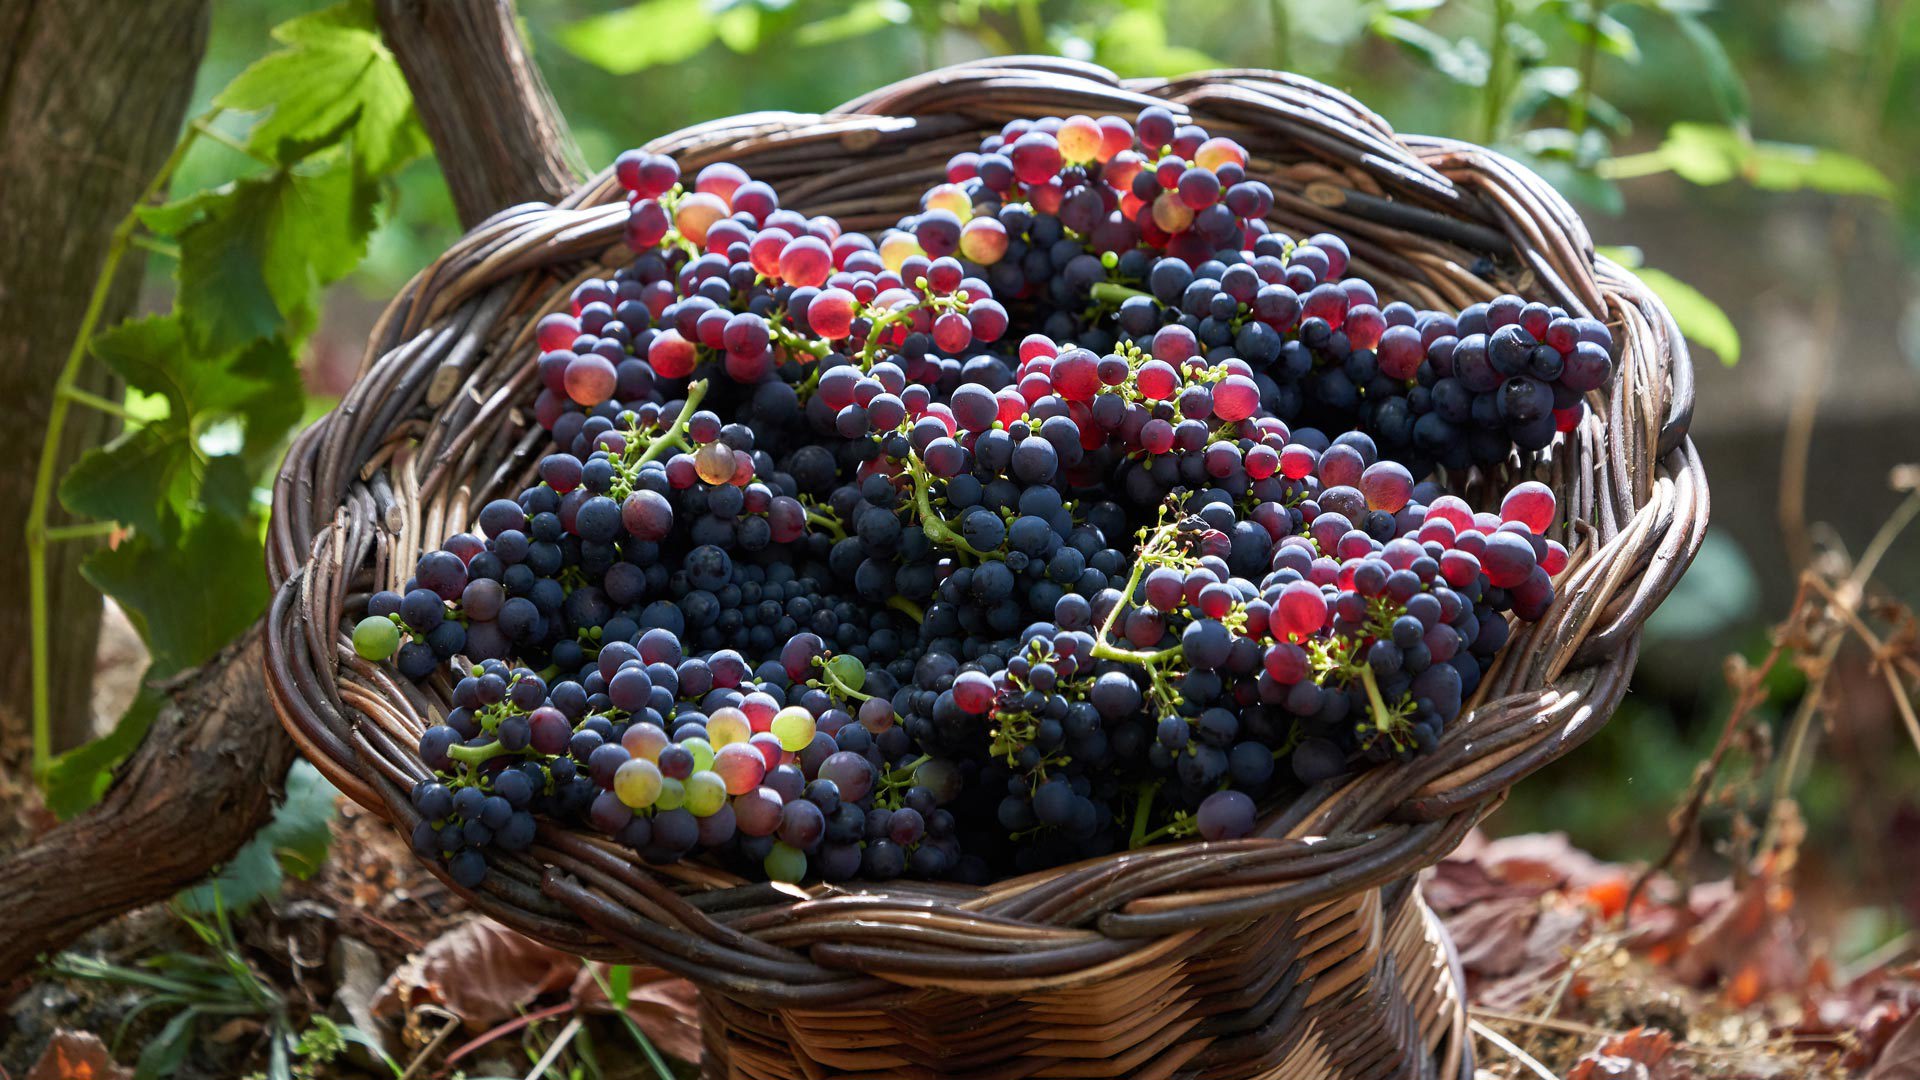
xmin=764 ymin=841 xmax=808 ymax=883
xmin=681 ymin=737 xmax=715 ymax=773
xmin=770 ymin=706 xmax=816 ymax=752
xmin=825 ymin=654 xmax=866 ymax=693
xmin=684 ymin=771 xmax=727 ymax=817
xmin=353 ymin=615 xmax=401 ymax=661
xmin=614 ymin=758 xmax=662 ymax=809
xmin=654 ymin=776 xmax=686 ymax=811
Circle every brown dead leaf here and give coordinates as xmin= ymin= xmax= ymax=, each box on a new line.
xmin=1426 ymin=858 xmax=1549 ymax=912
xmin=1444 ymin=895 xmax=1540 ymax=977
xmin=25 ymin=1030 xmax=132 ymax=1080
xmin=373 ymin=917 xmax=582 ymax=1031
xmin=570 ymin=964 xmax=703 ymax=1064
xmin=1671 ymin=862 xmax=1807 ymax=1004
xmin=1871 ymin=1011 xmax=1920 ymax=1079
xmin=1565 ymin=1027 xmax=1687 ymax=1080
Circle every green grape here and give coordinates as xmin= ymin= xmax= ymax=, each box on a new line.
xmin=654 ymin=776 xmax=687 ymax=811
xmin=825 ymin=653 xmax=866 ymax=693
xmin=681 ymin=736 xmax=716 ymax=773
xmin=684 ymin=770 xmax=727 ymax=816
xmin=353 ymin=615 xmax=401 ymax=661
xmin=614 ymin=758 xmax=662 ymax=809
xmin=770 ymin=706 xmax=816 ymax=752
xmin=763 ymin=841 xmax=808 ymax=883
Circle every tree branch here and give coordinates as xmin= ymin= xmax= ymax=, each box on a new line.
xmin=0 ymin=0 xmax=580 ymax=982
xmin=376 ymin=0 xmax=582 ymax=227
xmin=0 ymin=628 xmax=294 ymax=979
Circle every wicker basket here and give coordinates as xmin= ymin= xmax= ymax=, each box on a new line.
xmin=265 ymin=58 xmax=1707 ymax=1079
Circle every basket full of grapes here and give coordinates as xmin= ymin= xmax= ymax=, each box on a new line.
xmin=266 ymin=58 xmax=1706 ymax=1080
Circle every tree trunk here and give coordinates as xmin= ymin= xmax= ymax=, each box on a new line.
xmin=0 ymin=0 xmax=579 ymax=982
xmin=0 ymin=0 xmax=211 ymax=759
xmin=376 ymin=0 xmax=582 ymax=227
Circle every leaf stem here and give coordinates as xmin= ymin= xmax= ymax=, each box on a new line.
xmin=1568 ymin=0 xmax=1600 ymax=136
xmin=1482 ymin=0 xmax=1513 ymax=143
xmin=59 ymin=385 xmax=136 ymax=420
xmin=26 ymin=106 xmax=216 ymax=777
xmin=44 ymin=521 xmax=120 ymax=543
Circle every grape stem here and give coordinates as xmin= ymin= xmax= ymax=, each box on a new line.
xmin=1089 ymin=281 xmax=1154 ymax=306
xmin=803 ymin=505 xmax=847 ymax=542
xmin=447 ymin=740 xmax=511 ymax=766
xmin=1356 ymin=665 xmax=1398 ymax=746
xmin=630 ymin=379 xmax=709 ymax=468
xmin=886 ymin=595 xmax=925 ymax=624
xmin=815 ymin=659 xmax=874 ymax=703
xmin=902 ymin=453 xmax=998 ymax=560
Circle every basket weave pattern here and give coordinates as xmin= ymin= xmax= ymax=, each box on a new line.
xmin=266 ymin=59 xmax=1707 ymax=1079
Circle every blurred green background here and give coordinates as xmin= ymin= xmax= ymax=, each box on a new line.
xmin=173 ymin=0 xmax=1920 ymax=928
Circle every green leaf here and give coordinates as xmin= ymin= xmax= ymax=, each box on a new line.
xmin=134 ymin=1007 xmax=201 ymax=1080
xmin=215 ymin=0 xmax=428 ymax=174
xmin=795 ymin=0 xmax=910 ymax=46
xmin=1612 ymin=124 xmax=1895 ymax=198
xmin=559 ymin=0 xmax=718 ymax=74
xmin=179 ymin=761 xmax=340 ymax=913
xmin=1672 ymin=13 xmax=1748 ymax=124
xmin=1573 ymin=11 xmax=1639 ymax=60
xmin=61 ymin=425 xmax=197 ymax=538
xmin=140 ymin=159 xmax=377 ymax=355
xmin=1631 ymin=265 xmax=1740 ymax=365
xmin=41 ymin=686 xmax=163 ymax=819
xmin=81 ymin=510 xmax=270 ymax=674
xmin=1370 ymin=15 xmax=1490 ymax=86
xmin=713 ymin=3 xmax=762 ymax=51
xmin=1092 ymin=10 xmax=1221 ymax=79
xmin=1744 ymin=141 xmax=1896 ymax=198
xmin=93 ymin=317 xmax=303 ymax=460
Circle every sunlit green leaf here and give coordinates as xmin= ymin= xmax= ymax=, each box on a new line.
xmin=215 ymin=0 xmax=428 ymax=174
xmin=714 ymin=3 xmax=762 ymax=51
xmin=560 ymin=0 xmax=718 ymax=74
xmin=1608 ymin=123 xmax=1894 ymax=198
xmin=1632 ymin=265 xmax=1740 ymax=365
xmin=1091 ymin=10 xmax=1220 ymax=78
xmin=795 ymin=0 xmax=911 ymax=46
xmin=141 ymin=159 xmax=377 ymax=354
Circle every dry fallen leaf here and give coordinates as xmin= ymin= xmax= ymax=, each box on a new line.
xmin=1565 ymin=1026 xmax=1687 ymax=1080
xmin=571 ymin=963 xmax=703 ymax=1064
xmin=25 ymin=1030 xmax=132 ymax=1080
xmin=373 ymin=917 xmax=583 ymax=1031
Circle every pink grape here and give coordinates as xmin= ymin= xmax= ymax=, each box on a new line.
xmin=1500 ymin=481 xmax=1557 ymax=534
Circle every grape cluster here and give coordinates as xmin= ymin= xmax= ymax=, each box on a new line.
xmin=349 ymin=105 xmax=1607 ymax=888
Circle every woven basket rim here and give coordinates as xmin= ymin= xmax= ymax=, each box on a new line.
xmin=264 ymin=58 xmax=1709 ymax=1004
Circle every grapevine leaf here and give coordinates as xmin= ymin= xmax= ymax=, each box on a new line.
xmin=60 ymin=425 xmax=197 ymax=538
xmin=140 ymin=159 xmax=377 ymax=354
xmin=1631 ymin=265 xmax=1740 ymax=365
xmin=81 ymin=509 xmax=270 ymax=674
xmin=92 ymin=317 xmax=299 ymax=448
xmin=178 ymin=761 xmax=340 ymax=913
xmin=215 ymin=0 xmax=428 ymax=174
xmin=559 ymin=0 xmax=718 ymax=74
xmin=41 ymin=686 xmax=163 ymax=819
